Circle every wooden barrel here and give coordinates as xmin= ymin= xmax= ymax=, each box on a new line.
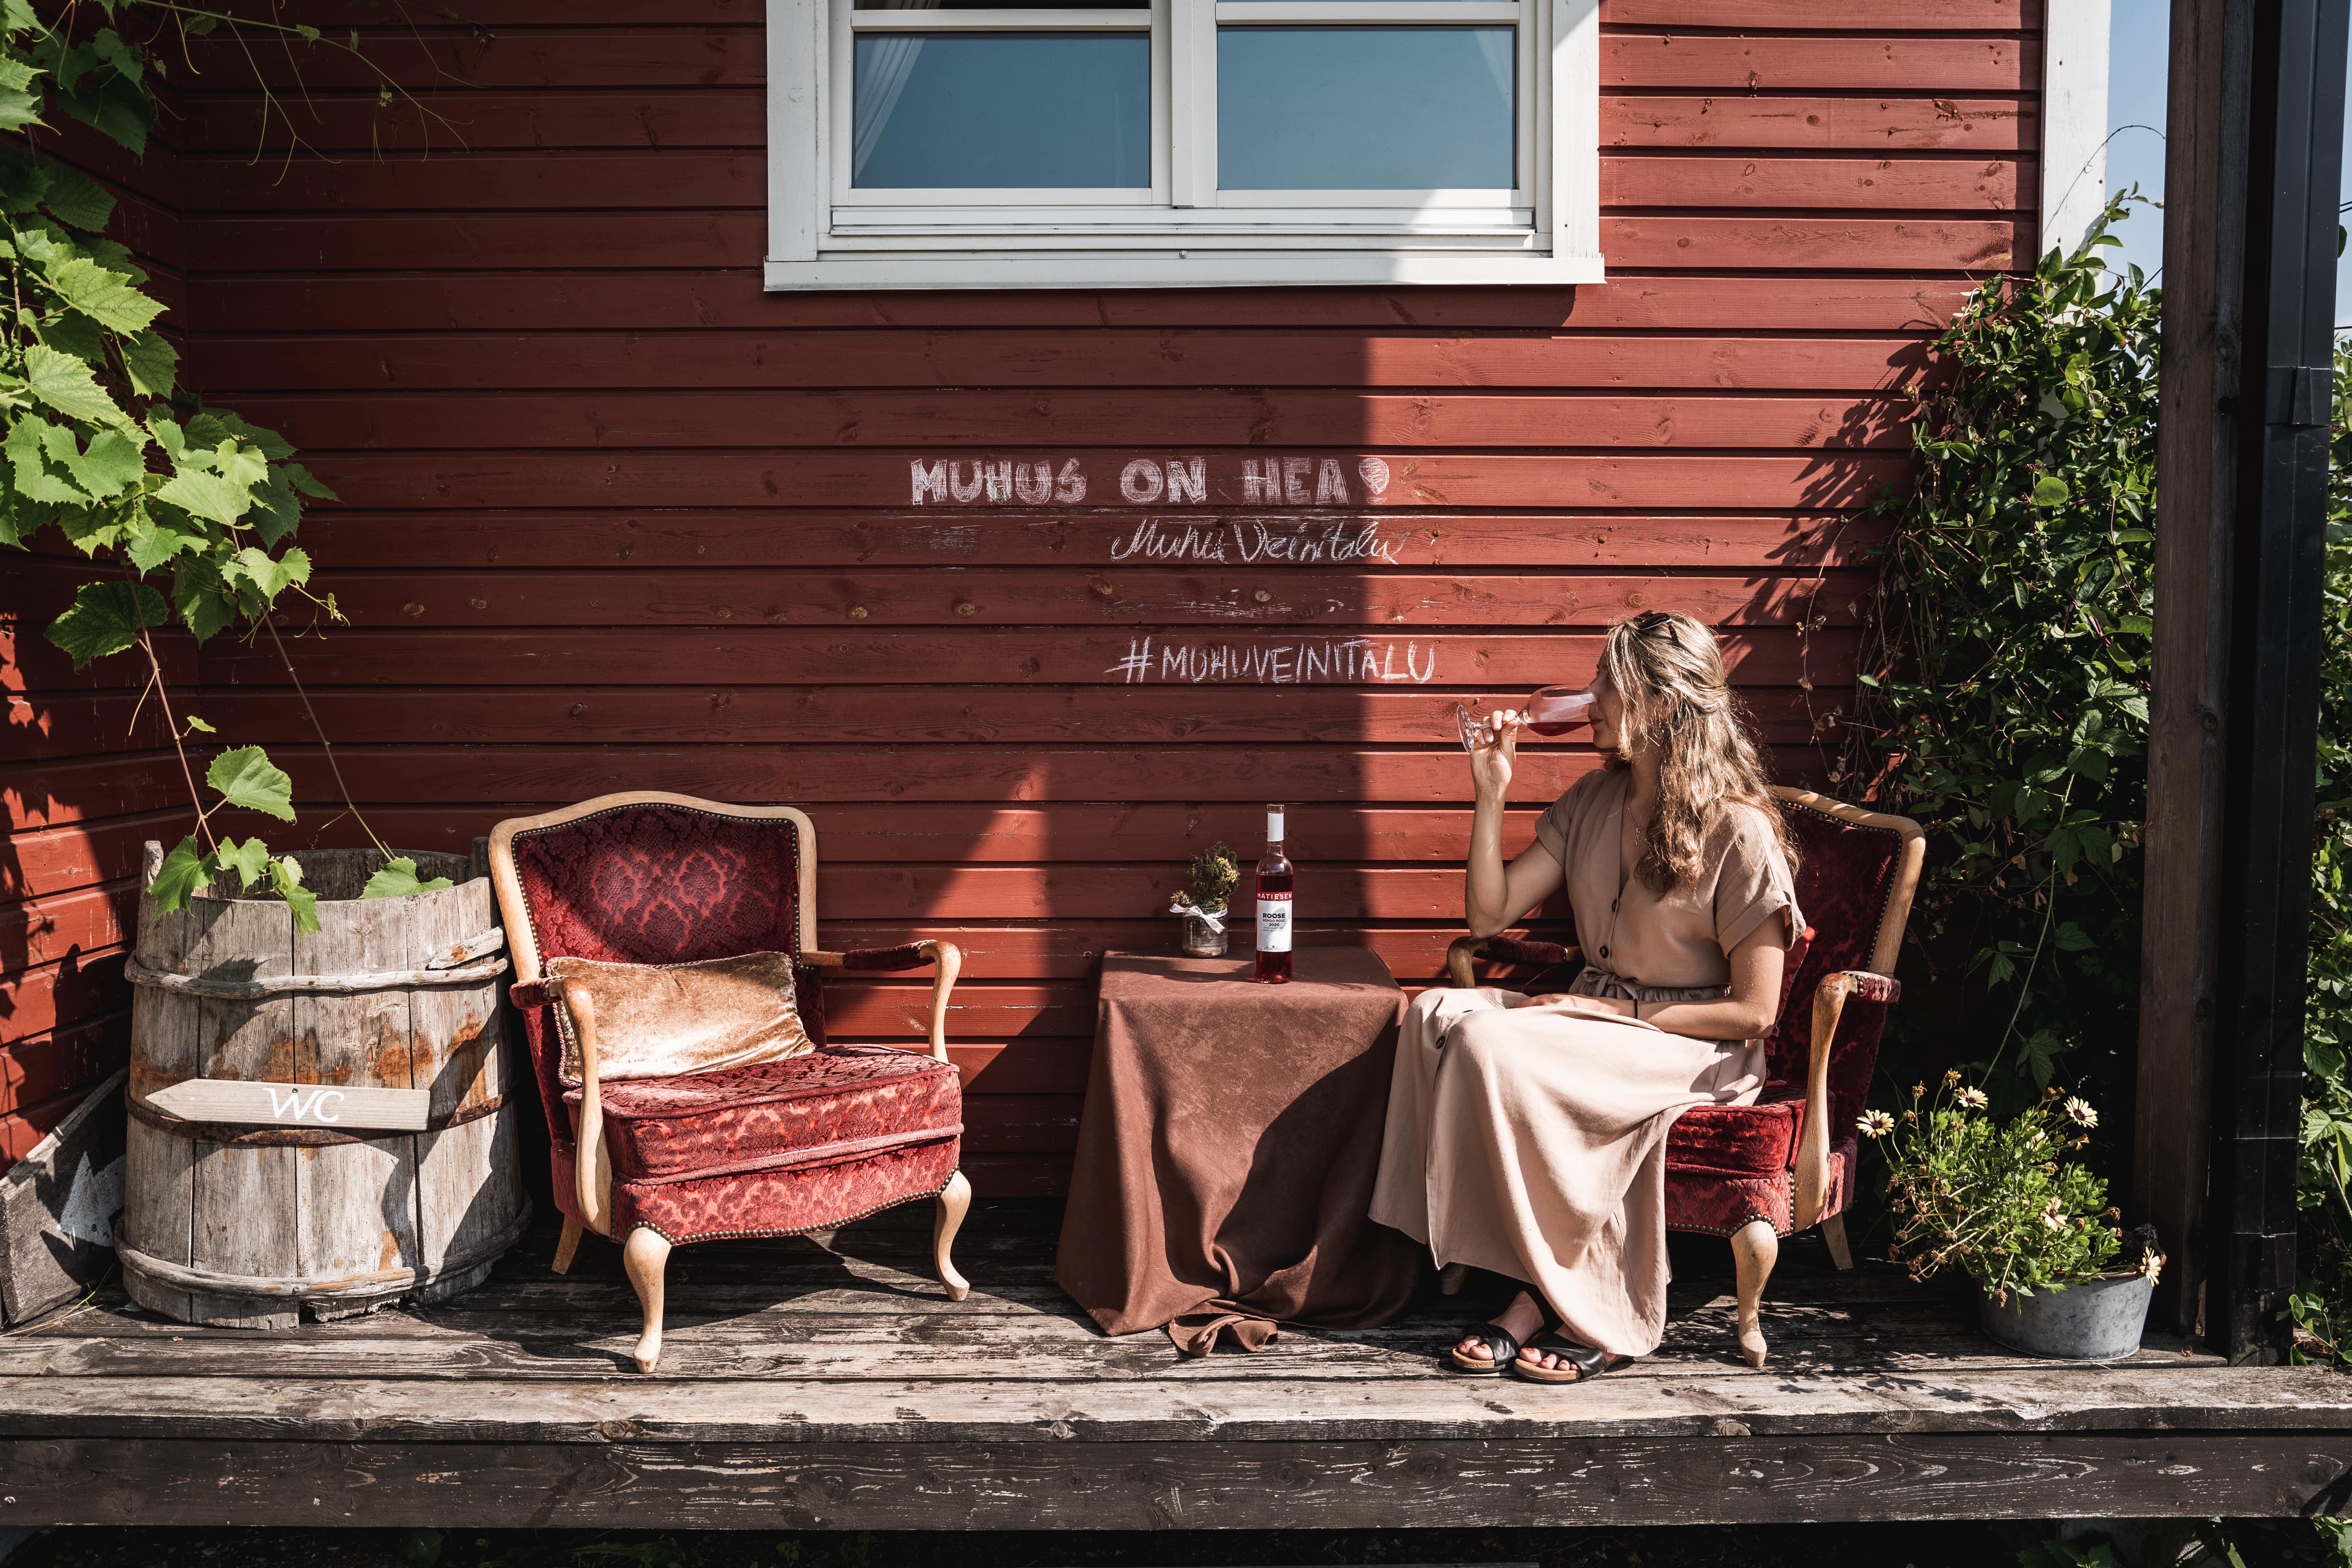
xmin=120 ymin=844 xmax=531 ymax=1327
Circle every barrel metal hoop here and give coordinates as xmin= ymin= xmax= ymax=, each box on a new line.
xmin=127 ymin=1088 xmax=509 ymax=1146
xmin=113 ymin=1198 xmax=534 ymax=1301
xmin=124 ymin=949 xmax=509 ymax=999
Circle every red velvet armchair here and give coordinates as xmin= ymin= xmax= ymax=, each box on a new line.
xmin=488 ymin=790 xmax=970 ymax=1372
xmin=1445 ymin=785 xmax=1924 ymax=1367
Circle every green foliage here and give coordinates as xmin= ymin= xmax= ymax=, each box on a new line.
xmin=2290 ymin=339 xmax=2352 ymax=1368
xmin=0 ymin=7 xmax=451 ymax=915
xmin=1182 ymin=841 xmax=1240 ymax=911
xmin=1838 ymin=192 xmax=2159 ymax=1106
xmin=361 ymin=856 xmax=456 ymax=901
xmin=1866 ymin=1078 xmax=2125 ymax=1301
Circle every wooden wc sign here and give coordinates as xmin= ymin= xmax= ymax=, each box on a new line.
xmin=145 ymin=1080 xmax=432 ymax=1132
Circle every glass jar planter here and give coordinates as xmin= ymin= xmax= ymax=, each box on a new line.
xmin=1181 ymin=904 xmax=1229 ymax=958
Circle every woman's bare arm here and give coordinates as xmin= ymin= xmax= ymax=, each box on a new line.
xmin=1464 ymin=715 xmax=1565 ymax=938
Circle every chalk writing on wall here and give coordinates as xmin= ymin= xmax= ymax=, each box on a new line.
xmin=1107 ymin=517 xmax=1405 ymax=566
xmin=911 ymin=455 xmax=1395 ymax=507
xmin=1107 ymin=636 xmax=1438 ymax=685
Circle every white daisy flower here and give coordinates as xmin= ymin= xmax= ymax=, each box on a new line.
xmin=1857 ymin=1109 xmax=1896 ymax=1138
xmin=2064 ymin=1097 xmax=2098 ymax=1129
xmin=1955 ymin=1087 xmax=1989 ymax=1110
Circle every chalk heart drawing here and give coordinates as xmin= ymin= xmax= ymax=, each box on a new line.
xmin=1357 ymin=457 xmax=1391 ymax=497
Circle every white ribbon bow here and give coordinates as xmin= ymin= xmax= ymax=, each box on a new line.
xmin=1168 ymin=898 xmax=1227 ymax=933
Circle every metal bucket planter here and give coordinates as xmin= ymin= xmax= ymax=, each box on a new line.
xmin=119 ymin=844 xmax=531 ymax=1328
xmin=1980 ymin=1269 xmax=2156 ymax=1360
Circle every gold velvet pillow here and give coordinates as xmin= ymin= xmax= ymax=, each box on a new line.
xmin=546 ymin=951 xmax=815 ymax=1085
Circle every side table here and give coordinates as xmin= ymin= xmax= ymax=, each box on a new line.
xmin=1054 ymin=947 xmax=1424 ymax=1353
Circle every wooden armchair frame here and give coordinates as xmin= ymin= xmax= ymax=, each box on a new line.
xmin=1443 ymin=785 xmax=1925 ymax=1366
xmin=489 ymin=790 xmax=971 ymax=1372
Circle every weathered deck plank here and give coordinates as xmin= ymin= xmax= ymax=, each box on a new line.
xmin=0 ymin=1202 xmax=2342 ymax=1528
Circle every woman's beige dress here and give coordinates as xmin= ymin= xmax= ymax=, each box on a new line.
xmin=1369 ymin=768 xmax=1803 ymax=1357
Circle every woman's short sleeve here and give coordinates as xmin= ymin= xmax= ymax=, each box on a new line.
xmin=1531 ymin=774 xmax=1595 ymax=863
xmin=1713 ymin=806 xmax=1804 ymax=954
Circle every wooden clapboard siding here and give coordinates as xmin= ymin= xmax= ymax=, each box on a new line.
xmin=0 ymin=0 xmax=2030 ymax=1198
xmin=0 ymin=122 xmax=186 ymax=1155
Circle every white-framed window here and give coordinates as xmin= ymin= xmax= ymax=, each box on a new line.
xmin=763 ymin=0 xmax=1602 ymax=289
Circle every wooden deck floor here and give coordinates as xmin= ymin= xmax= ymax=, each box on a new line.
xmin=0 ymin=1201 xmax=2347 ymax=1530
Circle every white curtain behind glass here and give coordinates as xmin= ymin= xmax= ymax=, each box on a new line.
xmin=854 ymin=0 xmax=943 ymax=184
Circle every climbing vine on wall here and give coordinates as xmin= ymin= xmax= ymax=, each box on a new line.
xmin=0 ymin=4 xmax=455 ymax=925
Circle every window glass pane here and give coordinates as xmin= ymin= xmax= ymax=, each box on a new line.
xmin=1216 ymin=26 xmax=1513 ymax=189
xmin=853 ymin=34 xmax=1151 ymax=188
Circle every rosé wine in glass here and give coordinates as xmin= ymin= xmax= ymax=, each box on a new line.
xmin=1454 ymin=687 xmax=1594 ymax=752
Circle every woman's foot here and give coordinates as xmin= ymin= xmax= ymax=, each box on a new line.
xmin=1454 ymin=1290 xmax=1546 ymax=1367
xmin=1515 ymin=1330 xmax=1630 ymax=1383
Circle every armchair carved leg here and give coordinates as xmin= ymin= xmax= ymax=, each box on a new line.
xmin=934 ymin=1170 xmax=972 ymax=1302
xmin=1819 ymin=1212 xmax=1855 ymax=1271
xmin=623 ymin=1226 xmax=673 ymax=1373
xmin=1729 ymin=1219 xmax=1778 ymax=1369
xmin=1438 ymin=1262 xmax=1470 ymax=1296
xmin=552 ymin=1216 xmax=584 ymax=1275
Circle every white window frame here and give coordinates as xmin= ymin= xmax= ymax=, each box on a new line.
xmin=764 ymin=0 xmax=1602 ymax=289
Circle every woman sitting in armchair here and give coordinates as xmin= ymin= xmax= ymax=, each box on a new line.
xmin=1370 ymin=610 xmax=1804 ymax=1384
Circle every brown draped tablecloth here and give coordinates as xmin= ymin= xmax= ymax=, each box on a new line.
xmin=1055 ymin=947 xmax=1424 ymax=1354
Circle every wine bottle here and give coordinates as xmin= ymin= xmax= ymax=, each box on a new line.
xmin=1255 ymin=802 xmax=1293 ymax=984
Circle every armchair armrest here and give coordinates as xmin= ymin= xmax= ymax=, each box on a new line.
xmin=1791 ymin=969 xmax=1903 ymax=1231
xmin=803 ymin=940 xmax=964 ymax=1063
xmin=1445 ymin=934 xmax=1582 ymax=990
xmin=532 ymin=976 xmax=616 ymax=1239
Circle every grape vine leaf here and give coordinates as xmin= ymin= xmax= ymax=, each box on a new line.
xmin=213 ymin=836 xmax=273 ymax=893
xmin=230 ymin=544 xmax=309 ymax=601
xmin=268 ymin=855 xmax=319 ymax=933
xmin=44 ymin=579 xmax=166 ymax=667
xmin=34 ymin=307 xmax=105 ymax=361
xmin=361 ymin=856 xmax=455 ymax=901
xmin=125 ymin=507 xmax=200 ymax=572
xmin=205 ymin=745 xmax=296 ymax=821
xmin=53 ymin=426 xmax=146 ymax=500
xmin=154 ymin=467 xmax=252 ymax=528
xmin=23 ymin=342 xmax=127 ymax=426
xmin=146 ymin=834 xmax=216 ymax=913
xmin=45 ymin=255 xmax=161 ymax=335
xmin=170 ymin=561 xmax=235 ymax=643
xmin=35 ymin=164 xmax=113 ymax=232
xmin=186 ymin=408 xmax=293 ymax=462
xmin=4 ymin=416 xmax=86 ymax=504
xmin=120 ymin=327 xmax=175 ymax=398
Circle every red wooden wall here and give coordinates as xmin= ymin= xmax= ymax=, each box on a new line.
xmin=0 ymin=0 xmax=2035 ymax=1188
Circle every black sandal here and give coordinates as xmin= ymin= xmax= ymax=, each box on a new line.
xmin=1509 ymin=1331 xmax=1631 ymax=1384
xmin=1445 ymin=1322 xmax=1526 ymax=1374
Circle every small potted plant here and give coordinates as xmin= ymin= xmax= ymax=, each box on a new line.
xmin=1863 ymin=1076 xmax=2162 ymax=1360
xmin=1169 ymin=843 xmax=1240 ymax=958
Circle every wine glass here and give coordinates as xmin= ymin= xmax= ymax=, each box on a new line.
xmin=1453 ymin=687 xmax=1595 ymax=752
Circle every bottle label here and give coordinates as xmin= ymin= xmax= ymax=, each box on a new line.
xmin=1257 ymin=893 xmax=1293 ymax=952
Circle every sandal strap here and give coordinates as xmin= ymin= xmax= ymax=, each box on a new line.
xmin=1465 ymin=1324 xmax=1521 ymax=1363
xmin=1527 ymin=1332 xmax=1620 ymax=1377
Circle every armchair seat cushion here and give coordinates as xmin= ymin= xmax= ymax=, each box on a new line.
xmin=566 ymin=1044 xmax=962 ymax=1183
xmin=1665 ymin=1091 xmax=1805 ymax=1178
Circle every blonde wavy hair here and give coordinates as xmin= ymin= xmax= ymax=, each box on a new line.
xmin=1597 ymin=610 xmax=1796 ymax=895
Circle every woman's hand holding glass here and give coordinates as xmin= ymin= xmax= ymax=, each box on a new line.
xmin=1457 ymin=703 xmax=1521 ymax=797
